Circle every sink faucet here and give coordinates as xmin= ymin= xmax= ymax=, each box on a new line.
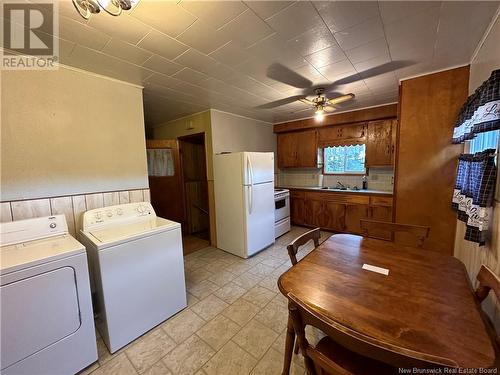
xmin=336 ymin=181 xmax=347 ymax=189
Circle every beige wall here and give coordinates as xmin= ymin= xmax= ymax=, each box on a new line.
xmin=454 ymin=14 xmax=500 ymax=330
xmin=1 ymin=66 xmax=148 ymax=201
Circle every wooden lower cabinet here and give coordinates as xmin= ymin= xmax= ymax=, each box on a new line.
xmin=345 ymin=204 xmax=370 ymax=234
xmin=289 ymin=190 xmax=393 ymax=237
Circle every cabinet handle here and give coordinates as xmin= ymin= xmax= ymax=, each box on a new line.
xmin=391 ymin=144 xmax=395 ymax=153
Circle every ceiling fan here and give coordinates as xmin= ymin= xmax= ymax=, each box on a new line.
xmin=298 ymin=88 xmax=354 ymax=121
xmin=258 ymin=61 xmax=412 ymax=120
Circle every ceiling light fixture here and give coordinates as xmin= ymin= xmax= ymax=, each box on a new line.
xmin=315 ymin=107 xmax=325 ymax=122
xmin=72 ymin=0 xmax=139 ymax=19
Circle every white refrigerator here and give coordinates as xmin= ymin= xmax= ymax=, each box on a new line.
xmin=214 ymin=152 xmax=275 ymax=258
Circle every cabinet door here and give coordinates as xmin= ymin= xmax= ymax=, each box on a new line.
xmin=370 ymin=205 xmax=393 ymax=239
xmin=295 ymin=130 xmax=318 ymax=167
xmin=277 ymin=133 xmax=297 ymax=168
xmin=345 ymin=204 xmax=370 ymax=234
xmin=290 ymin=197 xmax=306 ymax=225
xmin=318 ymin=123 xmax=366 ymax=146
xmin=366 ymin=120 xmax=393 ymax=167
xmin=323 ymin=202 xmax=346 ymax=232
xmin=306 ymin=199 xmax=324 ymax=227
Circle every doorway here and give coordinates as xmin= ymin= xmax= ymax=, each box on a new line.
xmin=178 ymin=133 xmax=210 ymax=254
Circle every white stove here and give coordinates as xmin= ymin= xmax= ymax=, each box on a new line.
xmin=274 ymin=188 xmax=291 ymax=238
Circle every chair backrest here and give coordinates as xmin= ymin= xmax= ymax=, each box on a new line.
xmin=360 ymin=219 xmax=430 ymax=248
xmin=287 ymin=292 xmax=458 ymax=374
xmin=475 ymin=265 xmax=500 ymax=350
xmin=286 ymin=228 xmax=321 ymax=266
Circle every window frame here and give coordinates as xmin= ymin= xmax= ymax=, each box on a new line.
xmin=322 ymin=144 xmax=367 ymax=176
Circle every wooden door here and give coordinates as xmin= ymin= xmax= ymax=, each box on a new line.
xmin=370 ymin=205 xmax=393 ymax=240
xmin=323 ymin=201 xmax=346 ymax=232
xmin=366 ymin=120 xmax=393 ymax=167
xmin=306 ymin=198 xmax=324 ymax=228
xmin=345 ymin=204 xmax=369 ymax=234
xmin=295 ymin=130 xmax=318 ymax=167
xmin=290 ymin=192 xmax=306 ymax=225
xmin=146 ymin=139 xmax=185 ymax=227
xmin=277 ymin=133 xmax=297 ymax=168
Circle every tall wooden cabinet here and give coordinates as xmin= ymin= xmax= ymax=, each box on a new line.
xmin=277 ymin=130 xmax=318 ymax=168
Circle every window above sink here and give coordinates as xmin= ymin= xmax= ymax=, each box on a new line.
xmin=323 ymin=144 xmax=366 ymax=175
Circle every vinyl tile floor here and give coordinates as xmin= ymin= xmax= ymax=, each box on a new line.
xmin=79 ymin=226 xmax=333 ymax=375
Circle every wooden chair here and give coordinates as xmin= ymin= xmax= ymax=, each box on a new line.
xmin=287 ymin=292 xmax=457 ymax=375
xmin=474 ymin=265 xmax=500 ymax=355
xmin=360 ymin=219 xmax=430 ymax=248
xmin=286 ymin=228 xmax=321 ymax=265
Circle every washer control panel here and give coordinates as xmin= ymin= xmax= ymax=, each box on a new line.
xmin=82 ymin=202 xmax=155 ymax=230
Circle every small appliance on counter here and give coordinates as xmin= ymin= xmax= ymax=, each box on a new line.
xmin=274 ymin=188 xmax=291 ymax=238
xmin=0 ymin=215 xmax=97 ymax=375
xmin=79 ymin=202 xmax=186 ymax=353
xmin=214 ymin=152 xmax=275 ymax=258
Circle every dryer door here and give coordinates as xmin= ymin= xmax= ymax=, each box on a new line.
xmin=1 ymin=267 xmax=80 ymax=370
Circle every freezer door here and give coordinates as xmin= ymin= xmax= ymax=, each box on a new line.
xmin=242 ymin=152 xmax=275 ymax=185
xmin=244 ymin=182 xmax=275 ymax=256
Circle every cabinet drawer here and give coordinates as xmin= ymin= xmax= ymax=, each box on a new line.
xmin=370 ymin=196 xmax=393 ymax=207
xmin=290 ymin=190 xmax=305 ymax=199
xmin=305 ymin=192 xmax=369 ymax=205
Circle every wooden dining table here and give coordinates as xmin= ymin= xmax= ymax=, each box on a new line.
xmin=278 ymin=234 xmax=497 ymax=372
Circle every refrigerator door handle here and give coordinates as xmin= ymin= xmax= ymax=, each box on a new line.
xmin=247 ymin=156 xmax=254 ymax=214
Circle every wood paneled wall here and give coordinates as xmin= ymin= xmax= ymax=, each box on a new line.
xmin=395 ymin=66 xmax=469 ymax=254
xmin=0 ymin=189 xmax=150 ymax=237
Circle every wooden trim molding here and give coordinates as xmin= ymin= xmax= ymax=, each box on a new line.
xmin=273 ymin=104 xmax=398 ymax=133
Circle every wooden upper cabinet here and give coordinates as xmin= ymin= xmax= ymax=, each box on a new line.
xmin=365 ymin=119 xmax=396 ymax=167
xmin=318 ymin=123 xmax=366 ymax=147
xmin=277 ymin=130 xmax=318 ymax=168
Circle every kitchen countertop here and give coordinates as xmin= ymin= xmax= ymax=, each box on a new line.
xmin=277 ymin=186 xmax=393 ymax=196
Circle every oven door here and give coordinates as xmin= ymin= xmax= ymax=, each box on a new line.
xmin=274 ymin=195 xmax=290 ymax=222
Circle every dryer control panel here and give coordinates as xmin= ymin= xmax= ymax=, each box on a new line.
xmin=0 ymin=215 xmax=68 ymax=246
xmin=82 ymin=202 xmax=156 ymax=230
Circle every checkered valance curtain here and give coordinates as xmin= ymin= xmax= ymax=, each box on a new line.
xmin=452 ymin=69 xmax=500 ymax=144
xmin=452 ymin=149 xmax=497 ymax=245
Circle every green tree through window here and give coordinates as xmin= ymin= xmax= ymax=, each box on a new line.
xmin=324 ymin=145 xmax=366 ymax=174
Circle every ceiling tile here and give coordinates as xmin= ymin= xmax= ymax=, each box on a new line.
xmin=209 ymin=41 xmax=251 ymax=67
xmin=203 ymin=62 xmax=239 ymax=82
xmin=245 ymin=34 xmax=307 ymax=69
xmin=131 ymin=0 xmax=197 ymax=37
xmin=137 ymin=30 xmax=189 ymax=60
xmin=218 ymin=9 xmax=274 ymax=48
xmin=244 ymin=1 xmax=294 ymax=20
xmin=379 ymin=1 xmax=440 ymax=25
xmin=172 ymin=67 xmax=209 ymax=84
xmin=57 ymin=38 xmax=76 ymax=61
xmin=59 ymin=17 xmax=111 ymax=51
xmin=353 ymin=54 xmax=392 ymax=74
xmin=102 ymin=39 xmax=152 ymax=65
xmin=318 ymin=60 xmax=357 ymax=82
xmin=334 ymin=17 xmax=385 ymax=50
xmin=87 ymin=14 xmax=151 ymax=45
xmin=65 ymin=45 xmax=152 ymax=85
xmin=286 ymin=24 xmax=338 ymax=57
xmin=434 ymin=2 xmax=498 ymax=54
xmin=345 ymin=37 xmax=390 ymax=64
xmin=58 ymin=0 xmax=89 ymax=24
xmin=179 ymin=1 xmax=248 ymax=29
xmin=144 ymin=73 xmax=182 ymax=88
xmin=266 ymin=1 xmax=324 ymax=40
xmin=142 ymin=55 xmax=183 ymax=76
xmin=305 ymin=45 xmax=347 ymax=69
xmin=314 ymin=1 xmax=380 ymax=32
xmin=234 ymin=58 xmax=277 ymax=84
xmin=173 ymin=49 xmax=219 ymax=74
xmin=176 ymin=20 xmax=232 ymax=55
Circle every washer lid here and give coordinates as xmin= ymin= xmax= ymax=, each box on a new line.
xmin=83 ymin=217 xmax=180 ymax=249
xmin=1 ymin=235 xmax=85 ymax=275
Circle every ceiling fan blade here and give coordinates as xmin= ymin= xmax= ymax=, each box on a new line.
xmin=334 ymin=60 xmax=413 ymax=86
xmin=267 ymin=63 xmax=313 ymax=89
xmin=292 ymin=107 xmax=315 ymax=114
xmin=328 ymin=93 xmax=355 ymax=105
xmin=255 ymin=95 xmax=305 ymax=109
xmin=298 ymin=98 xmax=314 ymax=105
xmin=324 ymin=106 xmax=335 ymax=113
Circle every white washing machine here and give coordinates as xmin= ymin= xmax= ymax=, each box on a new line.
xmin=79 ymin=202 xmax=187 ymax=353
xmin=0 ymin=215 xmax=97 ymax=375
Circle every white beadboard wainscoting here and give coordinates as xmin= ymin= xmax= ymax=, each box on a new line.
xmin=0 ymin=189 xmax=150 ymax=237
